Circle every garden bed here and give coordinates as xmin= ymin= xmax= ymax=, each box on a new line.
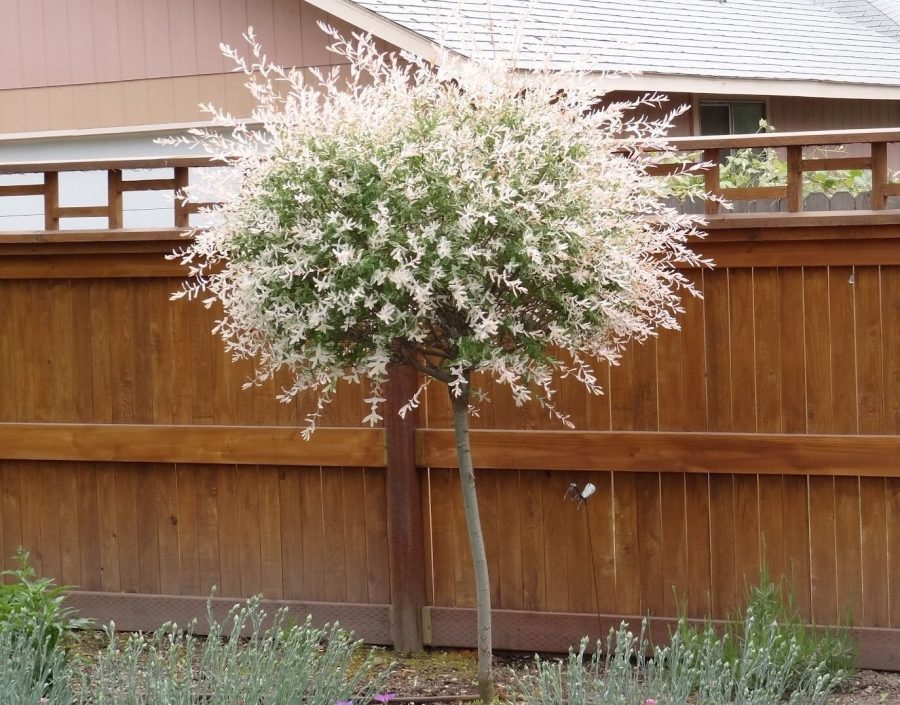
xmin=62 ymin=632 xmax=899 ymax=705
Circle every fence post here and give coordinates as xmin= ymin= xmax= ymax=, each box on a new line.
xmin=384 ymin=362 xmax=426 ymax=652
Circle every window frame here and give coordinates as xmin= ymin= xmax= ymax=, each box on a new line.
xmin=692 ymin=96 xmax=770 ymax=136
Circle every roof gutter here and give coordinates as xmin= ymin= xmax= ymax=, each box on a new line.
xmin=602 ymin=73 xmax=900 ymax=101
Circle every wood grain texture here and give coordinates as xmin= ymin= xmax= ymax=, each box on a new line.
xmin=0 ymin=424 xmax=384 ymax=466
xmin=417 ymin=429 xmax=900 ymax=476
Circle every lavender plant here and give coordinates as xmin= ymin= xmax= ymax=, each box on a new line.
xmin=168 ymin=25 xmax=708 ymax=699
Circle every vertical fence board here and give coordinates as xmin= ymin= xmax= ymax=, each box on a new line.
xmin=363 ymin=468 xmax=390 ymax=604
xmin=321 ymin=467 xmax=348 ymax=603
xmin=612 ymin=472 xmax=641 ymax=614
xmin=709 ymin=474 xmax=736 ymax=618
xmin=519 ymin=470 xmax=547 ymax=612
xmin=256 ymin=465 xmax=284 ymax=600
xmin=495 ymin=470 xmax=524 ymax=610
xmin=808 ymin=476 xmax=837 ymax=624
xmin=585 ymin=472 xmax=616 ymax=613
xmin=684 ymin=473 xmax=712 ymax=618
xmin=860 ymin=477 xmax=889 ymax=627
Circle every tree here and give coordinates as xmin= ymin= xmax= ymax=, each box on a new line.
xmin=169 ymin=26 xmax=708 ymax=702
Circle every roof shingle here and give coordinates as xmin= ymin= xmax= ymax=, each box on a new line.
xmin=351 ymin=0 xmax=900 ymax=87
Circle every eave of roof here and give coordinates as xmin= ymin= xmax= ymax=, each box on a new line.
xmin=304 ymin=0 xmax=900 ymax=101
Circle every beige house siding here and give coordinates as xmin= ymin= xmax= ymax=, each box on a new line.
xmin=0 ymin=0 xmax=898 ymax=137
xmin=0 ymin=0 xmax=354 ymax=90
xmin=0 ymin=74 xmax=254 ymax=134
xmin=769 ymin=96 xmax=900 ymax=132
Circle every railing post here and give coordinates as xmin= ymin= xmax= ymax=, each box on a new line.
xmin=43 ymin=171 xmax=59 ymax=230
xmin=871 ymin=142 xmax=888 ymax=210
xmin=384 ymin=361 xmax=426 ymax=652
xmin=108 ymin=169 xmax=123 ymax=228
xmin=786 ymin=146 xmax=803 ymax=212
xmin=174 ymin=167 xmax=190 ymax=228
xmin=703 ymin=148 xmax=720 ymax=215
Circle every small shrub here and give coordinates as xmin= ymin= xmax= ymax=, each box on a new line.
xmin=0 ymin=548 xmax=90 ymax=687
xmin=84 ymin=595 xmax=388 ymax=705
xmin=709 ymin=569 xmax=855 ymax=692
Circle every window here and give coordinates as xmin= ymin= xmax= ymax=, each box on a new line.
xmin=699 ymin=100 xmax=766 ymax=135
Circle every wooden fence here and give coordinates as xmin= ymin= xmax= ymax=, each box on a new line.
xmin=1 ymin=128 xmax=900 ymax=669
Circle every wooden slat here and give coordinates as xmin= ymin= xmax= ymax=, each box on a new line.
xmin=800 ymin=156 xmax=871 ymax=171
xmin=704 ymin=210 xmax=900 ymax=229
xmin=645 ymin=161 xmax=700 ymax=177
xmin=417 ymin=429 xmax=900 ymax=477
xmin=0 ymin=183 xmax=45 ymax=197
xmin=668 ymin=127 xmax=900 ymax=150
xmin=183 ymin=201 xmax=218 ymax=214
xmin=693 ymin=238 xmax=900 ymax=268
xmin=56 ymin=205 xmax=111 ymax=219
xmin=66 ymin=592 xmax=392 ymax=643
xmin=119 ymin=178 xmax=178 ymax=192
xmin=720 ymin=185 xmax=786 ymax=200
xmin=0 ymin=228 xmax=189 ymax=246
xmin=0 ymin=423 xmax=385 ymax=466
xmin=0 ymin=155 xmax=215 ymax=175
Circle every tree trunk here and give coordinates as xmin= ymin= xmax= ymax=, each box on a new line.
xmin=450 ymin=386 xmax=495 ymax=703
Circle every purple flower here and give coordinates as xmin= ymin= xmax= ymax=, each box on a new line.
xmin=336 ymin=700 xmax=353 ymax=705
xmin=374 ymin=695 xmax=398 ymax=704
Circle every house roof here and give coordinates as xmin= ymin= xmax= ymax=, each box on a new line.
xmin=304 ymin=0 xmax=900 ymax=99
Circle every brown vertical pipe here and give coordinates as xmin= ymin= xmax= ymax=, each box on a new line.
xmin=384 ymin=361 xmax=426 ymax=652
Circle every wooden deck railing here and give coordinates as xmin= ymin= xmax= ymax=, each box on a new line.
xmin=650 ymin=127 xmax=900 ymax=215
xmin=0 ymin=155 xmax=215 ymax=231
xmin=0 ymin=127 xmax=898 ymax=231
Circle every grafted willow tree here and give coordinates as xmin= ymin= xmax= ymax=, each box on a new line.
xmin=170 ymin=26 xmax=708 ymax=702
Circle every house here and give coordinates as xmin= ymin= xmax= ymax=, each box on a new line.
xmin=1 ymin=0 xmax=898 ymax=153
xmin=336 ymin=0 xmax=900 ymax=136
xmin=1 ymin=0 xmax=896 ymax=228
